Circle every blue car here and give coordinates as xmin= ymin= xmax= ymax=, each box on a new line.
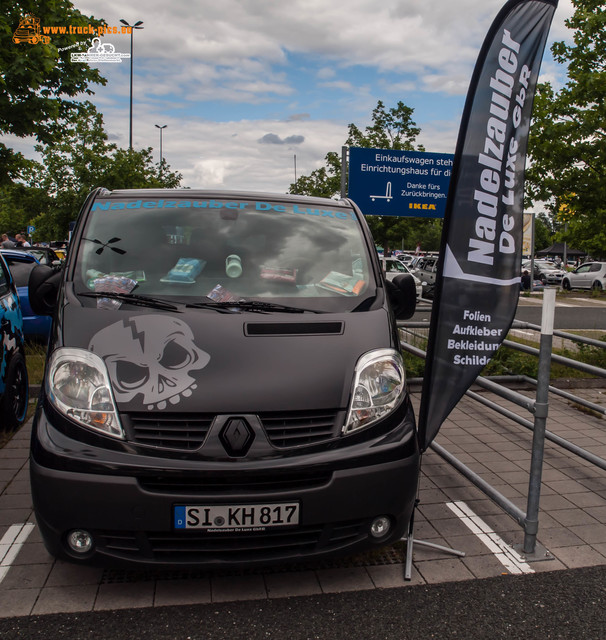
xmin=0 ymin=249 xmax=52 ymax=340
xmin=0 ymin=252 xmax=29 ymax=431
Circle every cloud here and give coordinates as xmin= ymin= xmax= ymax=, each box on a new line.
xmin=318 ymin=80 xmax=357 ymax=92
xmin=288 ymin=113 xmax=311 ymax=121
xmin=258 ymin=133 xmax=305 ymax=145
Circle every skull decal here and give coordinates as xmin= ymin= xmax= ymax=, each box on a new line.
xmin=89 ymin=316 xmax=210 ymax=410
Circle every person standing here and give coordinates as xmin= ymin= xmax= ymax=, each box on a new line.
xmin=1 ymin=233 xmax=15 ymax=248
xmin=15 ymin=233 xmax=31 ymax=247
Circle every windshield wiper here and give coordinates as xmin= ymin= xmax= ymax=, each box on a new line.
xmin=186 ymin=300 xmax=321 ymax=314
xmin=78 ymin=291 xmax=181 ymax=312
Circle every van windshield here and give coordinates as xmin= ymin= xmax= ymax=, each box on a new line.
xmin=74 ymin=195 xmax=375 ymax=312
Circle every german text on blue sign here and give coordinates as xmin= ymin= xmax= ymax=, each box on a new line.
xmin=348 ymin=148 xmax=454 ymax=218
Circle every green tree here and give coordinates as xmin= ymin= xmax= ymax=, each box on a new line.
xmin=526 ymin=0 xmax=606 ymax=258
xmin=1 ymin=1 xmax=107 ymax=183
xmin=290 ymin=151 xmax=341 ymax=199
xmin=289 ymin=100 xmax=436 ymax=252
xmin=533 ymin=212 xmax=554 ymax=252
xmin=0 ymin=102 xmax=182 ymax=240
xmin=346 ymin=100 xmax=421 ymax=152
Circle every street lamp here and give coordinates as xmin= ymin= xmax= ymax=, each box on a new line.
xmin=120 ymin=19 xmax=144 ymax=150
xmin=155 ymin=124 xmax=167 ymax=164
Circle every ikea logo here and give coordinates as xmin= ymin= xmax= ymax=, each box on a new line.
xmin=408 ymin=203 xmax=437 ymax=211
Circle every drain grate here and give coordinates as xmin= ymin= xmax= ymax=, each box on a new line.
xmin=100 ymin=541 xmax=408 ymax=584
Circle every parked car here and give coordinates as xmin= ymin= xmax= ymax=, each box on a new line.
xmin=0 ymin=249 xmax=53 ymax=340
xmin=400 ymin=254 xmax=416 ymax=265
xmin=521 ymin=259 xmax=565 ymax=285
xmin=0 ymin=252 xmax=29 ymax=431
xmin=28 ymin=188 xmax=420 ymax=569
xmin=49 ymin=243 xmax=68 ymax=261
xmin=561 ymin=262 xmax=606 ymax=291
xmin=14 ymin=246 xmax=62 ymax=267
xmin=381 ymin=257 xmax=423 ymax=299
xmin=392 ymin=252 xmax=415 ymax=266
xmin=410 ymin=255 xmax=439 ymax=286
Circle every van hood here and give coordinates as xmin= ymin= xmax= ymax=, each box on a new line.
xmin=59 ymin=305 xmax=396 ymax=414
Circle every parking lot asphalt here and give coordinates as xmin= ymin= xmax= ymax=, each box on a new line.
xmin=0 ymin=382 xmax=605 ymax=632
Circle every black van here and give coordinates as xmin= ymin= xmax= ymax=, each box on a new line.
xmin=29 ymin=189 xmax=420 ymax=568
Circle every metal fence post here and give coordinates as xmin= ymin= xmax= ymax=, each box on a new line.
xmin=523 ymin=287 xmax=555 ymax=555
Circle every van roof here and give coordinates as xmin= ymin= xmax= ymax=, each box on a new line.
xmin=95 ymin=188 xmax=352 ymax=209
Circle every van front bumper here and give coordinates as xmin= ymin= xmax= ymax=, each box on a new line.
xmin=30 ymin=401 xmax=420 ymax=569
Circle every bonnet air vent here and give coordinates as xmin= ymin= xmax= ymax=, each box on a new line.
xmin=245 ymin=322 xmax=344 ymax=336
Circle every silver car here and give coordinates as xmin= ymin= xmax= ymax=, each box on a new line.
xmin=562 ymin=262 xmax=606 ymax=291
xmin=381 ymin=257 xmax=423 ymax=299
xmin=521 ymin=259 xmax=565 ymax=285
xmin=410 ymin=255 xmax=439 ymax=286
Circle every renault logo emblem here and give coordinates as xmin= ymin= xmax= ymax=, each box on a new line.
xmin=219 ymin=418 xmax=254 ymax=457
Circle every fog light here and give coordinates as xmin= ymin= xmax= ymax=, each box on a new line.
xmin=370 ymin=516 xmax=391 ymax=539
xmin=67 ymin=529 xmax=94 ymax=554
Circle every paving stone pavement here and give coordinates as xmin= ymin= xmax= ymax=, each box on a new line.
xmin=0 ymin=383 xmax=605 ymax=619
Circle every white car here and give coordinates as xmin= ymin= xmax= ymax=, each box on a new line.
xmin=394 ymin=253 xmax=415 ymax=266
xmin=381 ymin=257 xmax=423 ymax=299
xmin=562 ymin=262 xmax=606 ymax=291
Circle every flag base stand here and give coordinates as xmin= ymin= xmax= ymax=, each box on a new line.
xmin=512 ymin=541 xmax=553 ymax=563
xmin=404 ymin=499 xmax=466 ymax=580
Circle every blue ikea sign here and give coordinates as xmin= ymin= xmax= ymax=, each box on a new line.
xmin=348 ymin=148 xmax=454 ymax=218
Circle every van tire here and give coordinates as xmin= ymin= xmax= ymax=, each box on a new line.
xmin=1 ymin=352 xmax=29 ymax=432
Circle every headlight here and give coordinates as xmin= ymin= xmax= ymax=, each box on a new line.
xmin=46 ymin=347 xmax=123 ymax=438
xmin=343 ymin=349 xmax=405 ymax=434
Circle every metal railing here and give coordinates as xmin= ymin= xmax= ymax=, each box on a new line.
xmin=398 ymin=289 xmax=606 ymax=558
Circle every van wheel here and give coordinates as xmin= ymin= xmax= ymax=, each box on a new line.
xmin=0 ymin=352 xmax=29 ymax=432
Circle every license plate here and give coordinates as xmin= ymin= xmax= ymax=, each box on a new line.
xmin=174 ymin=503 xmax=300 ymax=531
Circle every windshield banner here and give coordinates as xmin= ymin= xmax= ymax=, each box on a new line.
xmin=418 ymin=0 xmax=558 ymax=451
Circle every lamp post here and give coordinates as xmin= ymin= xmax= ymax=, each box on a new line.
xmin=120 ymin=19 xmax=144 ymax=150
xmin=155 ymin=124 xmax=167 ymax=164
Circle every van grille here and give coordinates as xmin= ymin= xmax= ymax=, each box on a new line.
xmin=126 ymin=413 xmax=214 ymax=450
xmin=260 ymin=410 xmax=342 ymax=447
xmin=94 ymin=519 xmax=368 ymax=563
xmin=124 ymin=410 xmax=343 ymax=451
xmin=137 ymin=471 xmax=332 ymax=495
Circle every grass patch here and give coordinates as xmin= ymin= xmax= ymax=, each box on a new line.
xmin=25 ymin=340 xmax=48 ymax=386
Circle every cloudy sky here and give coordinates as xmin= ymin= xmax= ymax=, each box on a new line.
xmin=19 ymin=0 xmax=576 ymax=192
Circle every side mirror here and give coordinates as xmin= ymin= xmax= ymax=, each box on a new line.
xmin=29 ymin=264 xmax=62 ymax=316
xmin=386 ymin=274 xmax=417 ymax=320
